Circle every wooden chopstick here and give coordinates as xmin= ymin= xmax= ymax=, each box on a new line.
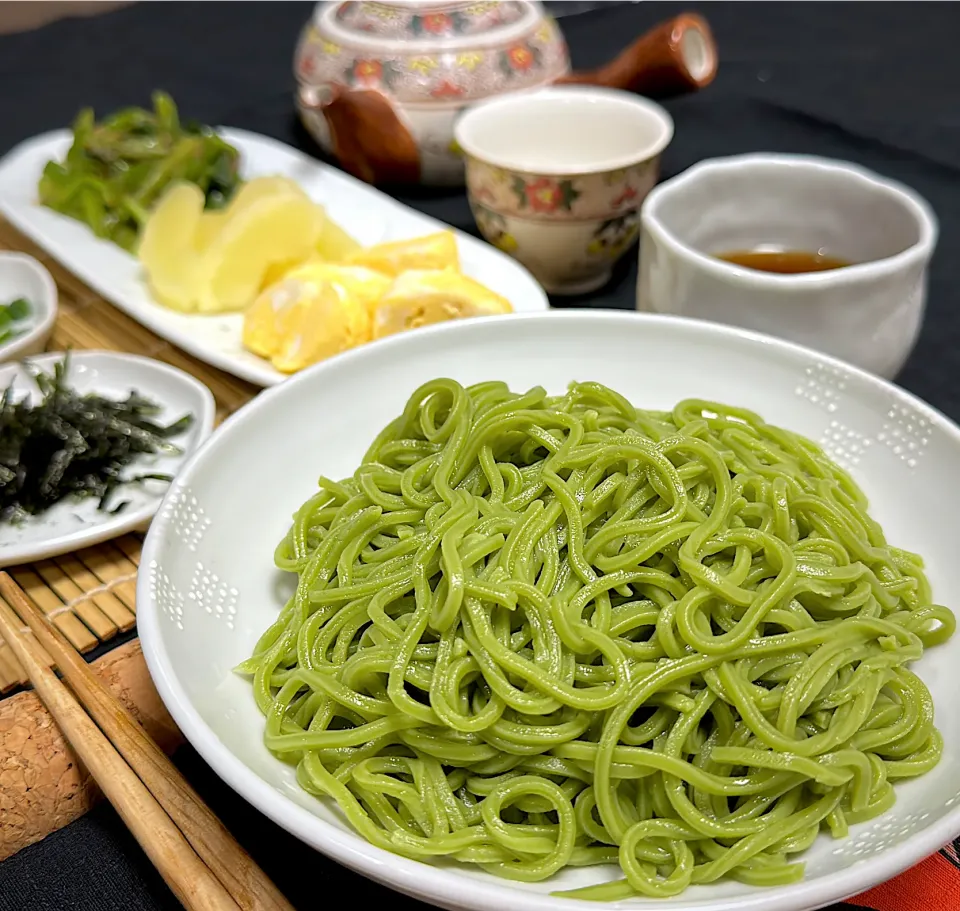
xmin=0 ymin=573 xmax=294 ymax=911
xmin=0 ymin=593 xmax=240 ymax=911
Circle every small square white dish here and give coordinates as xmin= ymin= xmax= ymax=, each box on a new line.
xmin=0 ymin=351 xmax=215 ymax=568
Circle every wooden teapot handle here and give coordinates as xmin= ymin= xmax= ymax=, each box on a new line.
xmin=560 ymin=12 xmax=718 ymax=98
xmin=300 ymin=84 xmax=421 ymax=185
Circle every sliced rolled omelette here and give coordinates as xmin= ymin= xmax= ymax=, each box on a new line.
xmin=372 ymin=269 xmax=513 ymax=340
xmin=271 ymin=285 xmax=369 ymax=374
xmin=347 ymin=231 xmax=459 ymax=277
xmin=243 ymin=262 xmax=388 ymax=372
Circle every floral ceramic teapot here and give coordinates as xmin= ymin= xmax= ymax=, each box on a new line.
xmin=295 ymin=1 xmax=717 ymax=186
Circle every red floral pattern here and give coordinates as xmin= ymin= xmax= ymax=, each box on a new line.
xmin=421 ymin=13 xmax=453 ymax=34
xmin=510 ymin=175 xmax=581 ymax=214
xmin=431 ymin=80 xmax=464 ymax=99
xmin=524 ymin=178 xmax=565 ymax=213
xmin=352 ymin=59 xmax=383 ymax=84
xmin=296 ymin=16 xmax=566 ymax=105
xmin=471 ymin=159 xmax=657 ymax=221
xmin=507 ymin=44 xmax=535 ymax=72
xmin=612 ymin=185 xmax=639 ymax=208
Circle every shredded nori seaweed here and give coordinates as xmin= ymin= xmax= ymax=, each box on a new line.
xmin=0 ymin=356 xmax=194 ymax=523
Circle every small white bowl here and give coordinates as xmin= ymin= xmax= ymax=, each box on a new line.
xmin=637 ymin=154 xmax=937 ymax=378
xmin=0 ymin=252 xmax=57 ymax=363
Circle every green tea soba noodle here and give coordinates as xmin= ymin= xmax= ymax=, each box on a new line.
xmin=239 ymin=380 xmax=953 ymax=898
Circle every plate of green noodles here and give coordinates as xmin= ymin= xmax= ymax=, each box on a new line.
xmin=138 ymin=310 xmax=960 ymax=911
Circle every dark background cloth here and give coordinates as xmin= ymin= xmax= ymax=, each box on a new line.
xmin=0 ymin=2 xmax=958 ymax=908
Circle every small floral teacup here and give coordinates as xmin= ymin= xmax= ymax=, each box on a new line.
xmin=454 ymin=86 xmax=673 ymax=295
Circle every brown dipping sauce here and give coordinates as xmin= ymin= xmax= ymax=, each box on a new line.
xmin=714 ymin=249 xmax=851 ymax=274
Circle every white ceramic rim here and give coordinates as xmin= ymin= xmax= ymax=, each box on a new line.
xmin=0 ymin=350 xmax=216 ymax=567
xmin=0 ymin=252 xmax=58 ymax=363
xmin=640 ymin=153 xmax=939 ymax=289
xmin=139 ymin=309 xmax=960 ymax=911
xmin=454 ymin=86 xmax=675 ymax=175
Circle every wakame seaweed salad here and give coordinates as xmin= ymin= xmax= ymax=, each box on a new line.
xmin=0 ymin=356 xmax=193 ymax=522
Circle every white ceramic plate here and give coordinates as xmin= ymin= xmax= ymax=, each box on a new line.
xmin=138 ymin=311 xmax=960 ymax=911
xmin=0 ymin=252 xmax=57 ymax=364
xmin=0 ymin=129 xmax=549 ymax=388
xmin=0 ymin=351 xmax=214 ymax=568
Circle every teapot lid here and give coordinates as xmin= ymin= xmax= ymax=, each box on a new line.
xmin=315 ymin=1 xmax=543 ymax=51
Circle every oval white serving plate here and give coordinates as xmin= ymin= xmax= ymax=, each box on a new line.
xmin=0 ymin=252 xmax=57 ymax=364
xmin=0 ymin=351 xmax=215 ymax=568
xmin=0 ymin=129 xmax=549 ymax=388
xmin=138 ymin=311 xmax=960 ymax=911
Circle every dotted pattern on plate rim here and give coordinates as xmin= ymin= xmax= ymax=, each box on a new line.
xmin=878 ymin=402 xmax=931 ymax=469
xmin=148 ymin=559 xmax=186 ymax=631
xmin=159 ymin=486 xmax=212 ymax=553
xmin=819 ymin=420 xmax=873 ymax=471
xmin=188 ymin=561 xmax=239 ymax=630
xmin=796 ymin=361 xmax=933 ymax=473
xmin=831 ymin=808 xmax=943 ymax=860
xmin=795 ymin=362 xmax=846 ymax=414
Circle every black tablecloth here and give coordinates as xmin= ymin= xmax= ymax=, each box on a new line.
xmin=0 ymin=3 xmax=958 ymax=909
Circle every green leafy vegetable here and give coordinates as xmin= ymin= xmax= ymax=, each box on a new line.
xmin=38 ymin=91 xmax=242 ymax=252
xmin=0 ymin=355 xmax=194 ymax=522
xmin=0 ymin=296 xmax=31 ymax=344
xmin=5 ymin=298 xmax=30 ymax=321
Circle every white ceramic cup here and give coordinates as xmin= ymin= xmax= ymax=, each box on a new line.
xmin=637 ymin=154 xmax=938 ymax=378
xmin=455 ymin=86 xmax=673 ymax=295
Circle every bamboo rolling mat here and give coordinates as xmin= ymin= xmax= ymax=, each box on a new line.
xmin=0 ymin=216 xmax=261 ymax=694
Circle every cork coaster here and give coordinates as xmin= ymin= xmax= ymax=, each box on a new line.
xmin=0 ymin=216 xmax=260 ymax=693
